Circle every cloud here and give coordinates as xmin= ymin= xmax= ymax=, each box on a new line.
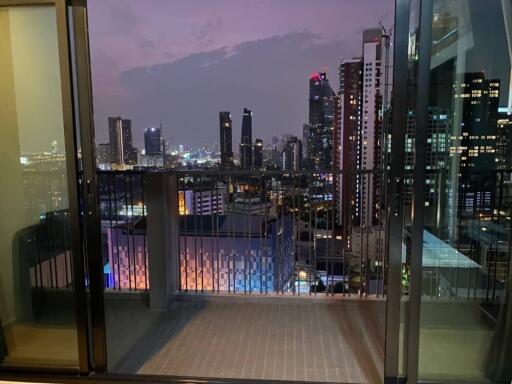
xmin=94 ymin=32 xmax=354 ymax=147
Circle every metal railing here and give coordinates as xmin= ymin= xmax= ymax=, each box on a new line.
xmin=97 ymin=171 xmax=148 ymax=290
xmin=15 ymin=165 xmax=510 ymax=318
xmin=96 ymin=169 xmax=388 ymax=296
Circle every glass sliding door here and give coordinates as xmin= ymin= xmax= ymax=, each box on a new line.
xmin=0 ymin=0 xmax=87 ymax=371
xmin=406 ymin=0 xmax=512 ymax=382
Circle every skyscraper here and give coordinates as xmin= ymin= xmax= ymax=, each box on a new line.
xmin=307 ymin=72 xmax=336 ymax=171
xmin=282 ymin=136 xmax=303 ymax=171
xmin=240 ymin=108 xmax=253 ymax=169
xmin=253 ymin=138 xmax=263 ymax=168
xmin=453 ymin=73 xmax=500 ymax=213
xmin=339 ymin=59 xmax=363 ymax=229
xmin=219 ymin=111 xmax=233 ymax=168
xmin=108 ymin=116 xmax=136 ymax=165
xmin=338 ymin=28 xmax=389 ymax=227
xmin=97 ymin=143 xmax=111 ymax=165
xmin=497 ymin=108 xmax=512 ymax=169
xmin=302 ymin=123 xmax=309 ymax=160
xmin=144 ymin=127 xmax=163 ymax=156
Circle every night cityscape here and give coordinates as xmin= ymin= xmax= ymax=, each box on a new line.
xmin=1 ymin=1 xmax=512 ymax=383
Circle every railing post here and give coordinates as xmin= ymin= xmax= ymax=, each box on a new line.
xmin=145 ymin=172 xmax=180 ymax=309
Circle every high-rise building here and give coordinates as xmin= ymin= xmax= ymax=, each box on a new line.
xmin=339 ymin=59 xmax=363 ymax=228
xmin=144 ymin=127 xmax=163 ymax=156
xmin=97 ymin=143 xmax=111 ymax=165
xmin=307 ymin=72 xmax=336 ymax=171
xmin=302 ymin=123 xmax=309 ymax=160
xmin=253 ymin=138 xmax=263 ymax=168
xmin=240 ymin=108 xmax=253 ymax=169
xmin=452 ymin=73 xmax=500 ymax=213
xmin=282 ymin=136 xmax=303 ymax=171
xmin=219 ymin=111 xmax=233 ymax=168
xmin=338 ymin=28 xmax=389 ymax=227
xmin=497 ymin=108 xmax=512 ymax=169
xmin=108 ymin=116 xmax=136 ymax=165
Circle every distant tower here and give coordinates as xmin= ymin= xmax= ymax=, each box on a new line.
xmin=307 ymin=73 xmax=336 ymax=171
xmin=282 ymin=136 xmax=303 ymax=171
xmin=240 ymin=108 xmax=253 ymax=169
xmin=108 ymin=116 xmax=135 ymax=165
xmin=253 ymin=138 xmax=263 ymax=168
xmin=219 ymin=111 xmax=233 ymax=167
xmin=144 ymin=127 xmax=163 ymax=156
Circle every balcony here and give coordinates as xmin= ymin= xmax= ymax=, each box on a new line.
xmin=8 ymin=168 xmax=511 ymax=382
xmin=96 ymin=169 xmax=387 ymax=382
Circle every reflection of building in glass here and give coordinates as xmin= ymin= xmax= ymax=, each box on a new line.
xmin=452 ymin=73 xmax=500 ymax=213
xmin=497 ymin=108 xmax=512 ymax=169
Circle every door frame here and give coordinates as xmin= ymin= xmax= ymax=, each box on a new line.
xmin=0 ymin=0 xmax=90 ymax=374
xmin=384 ymin=0 xmax=411 ymax=382
xmin=69 ymin=0 xmax=108 ymax=373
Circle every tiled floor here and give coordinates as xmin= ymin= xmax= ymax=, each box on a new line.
xmin=108 ymin=296 xmax=385 ymax=383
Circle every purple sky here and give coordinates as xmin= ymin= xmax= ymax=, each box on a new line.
xmin=88 ymin=0 xmax=394 ymax=148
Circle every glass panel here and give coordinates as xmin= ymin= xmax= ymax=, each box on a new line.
xmin=417 ymin=0 xmax=512 ymax=381
xmin=0 ymin=5 xmax=79 ymax=368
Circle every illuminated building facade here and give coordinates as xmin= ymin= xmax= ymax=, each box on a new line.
xmin=307 ymin=72 xmax=336 ymax=171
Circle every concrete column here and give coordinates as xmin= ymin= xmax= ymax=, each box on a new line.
xmin=144 ymin=172 xmax=180 ymax=309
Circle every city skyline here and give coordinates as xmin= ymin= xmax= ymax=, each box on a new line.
xmin=88 ymin=0 xmax=394 ymax=148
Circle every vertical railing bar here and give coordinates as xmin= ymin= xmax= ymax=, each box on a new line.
xmin=359 ymin=171 xmax=364 ymax=296
xmin=297 ymin=173 xmax=301 ymax=296
xmin=247 ymin=176 xmax=251 ymax=294
xmin=260 ymin=174 xmax=264 ymax=294
xmin=331 ymin=171 xmax=336 ymax=296
xmin=113 ymin=174 xmax=121 ymax=290
xmin=376 ymin=170 xmax=381 ymax=298
xmin=325 ymin=175 xmax=329 ymax=296
xmin=193 ymin=175 xmax=198 ymax=293
xmin=183 ymin=176 xmax=189 ymax=293
xmin=107 ymin=174 xmax=115 ymax=289
xmin=62 ymin=211 xmax=70 ymax=288
xmin=216 ymin=175 xmax=220 ymax=293
xmin=46 ymin=214 xmax=53 ymax=289
xmin=292 ymin=173 xmax=296 ymax=295
xmin=211 ymin=176 xmax=215 ymax=293
xmin=281 ymin=173 xmax=285 ymax=295
xmin=233 ymin=175 xmax=237 ymax=293
xmin=227 ymin=175 xmax=231 ymax=294
xmin=141 ymin=173 xmax=148 ymax=291
xmin=36 ymin=227 xmax=44 ymax=290
xmin=365 ymin=173 xmax=370 ymax=298
xmin=199 ymin=175 xmax=204 ymax=293
xmin=314 ymin=174 xmax=318 ymax=296
xmin=264 ymin=175 xmax=269 ymax=295
xmin=124 ymin=174 xmax=132 ymax=291
xmin=129 ymin=175 xmax=137 ymax=289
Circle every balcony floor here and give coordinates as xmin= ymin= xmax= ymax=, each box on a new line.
xmin=106 ymin=295 xmax=385 ymax=383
